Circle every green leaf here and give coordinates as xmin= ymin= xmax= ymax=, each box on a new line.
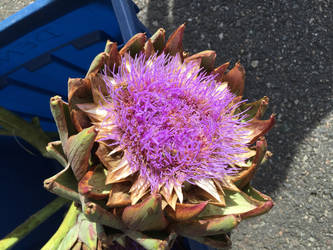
xmin=86 ymin=52 xmax=106 ymax=77
xmin=236 ymin=96 xmax=269 ymax=121
xmin=44 ymin=165 xmax=80 ymax=202
xmin=46 ymin=141 xmax=67 ymax=167
xmin=150 ymin=28 xmax=165 ymax=53
xmin=185 ymin=50 xmax=217 ymax=72
xmin=78 ymin=164 xmax=111 ymax=200
xmin=88 ymin=165 xmax=110 ymax=195
xmin=172 ymin=215 xmax=239 ymax=237
xmin=57 ymin=224 xmax=79 ymax=250
xmin=198 ymin=190 xmax=257 ymax=218
xmin=239 ymin=185 xmax=274 ymax=219
xmin=119 ymin=33 xmax=146 ymax=57
xmin=50 ymin=96 xmax=76 ymax=148
xmin=78 ymin=219 xmax=97 ymax=249
xmin=122 ymin=194 xmax=168 ymax=231
xmin=233 ymin=137 xmax=267 ymax=188
xmin=165 ymin=202 xmax=208 ymax=221
xmin=64 ymin=126 xmax=97 ymax=181
xmin=242 ymin=185 xmax=267 ymax=202
xmin=125 ymin=231 xmax=176 ymax=250
xmin=77 ymin=213 xmax=87 ymax=224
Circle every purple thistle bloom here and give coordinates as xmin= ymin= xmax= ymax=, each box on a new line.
xmin=101 ymin=52 xmax=249 ymax=192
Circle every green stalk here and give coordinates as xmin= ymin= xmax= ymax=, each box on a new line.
xmin=41 ymin=202 xmax=80 ymax=250
xmin=0 ymin=197 xmax=68 ymax=249
xmin=0 ymin=107 xmax=51 ymax=157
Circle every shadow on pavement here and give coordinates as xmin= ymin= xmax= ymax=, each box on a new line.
xmin=144 ymin=0 xmax=332 ymax=196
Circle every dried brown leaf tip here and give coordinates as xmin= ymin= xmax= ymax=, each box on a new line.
xmin=164 ymin=23 xmax=185 ymax=57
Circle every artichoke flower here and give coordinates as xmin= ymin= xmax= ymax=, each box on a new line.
xmin=44 ymin=24 xmax=275 ymax=249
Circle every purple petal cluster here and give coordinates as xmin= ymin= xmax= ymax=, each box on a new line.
xmin=102 ymin=52 xmax=249 ymax=191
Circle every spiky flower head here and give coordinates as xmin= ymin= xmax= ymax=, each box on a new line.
xmin=44 ymin=24 xmax=276 ymax=249
xmin=100 ymin=52 xmax=249 ymax=192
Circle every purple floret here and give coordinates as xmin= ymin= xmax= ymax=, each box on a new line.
xmin=101 ymin=52 xmax=249 ymax=192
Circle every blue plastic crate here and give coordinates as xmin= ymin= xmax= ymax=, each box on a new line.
xmin=0 ymin=1 xmax=150 ymax=249
xmin=0 ymin=0 xmax=150 ymax=131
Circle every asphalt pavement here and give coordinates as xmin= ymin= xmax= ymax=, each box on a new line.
xmin=1 ymin=0 xmax=332 ymax=249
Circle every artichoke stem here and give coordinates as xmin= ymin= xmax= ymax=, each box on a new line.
xmin=41 ymin=202 xmax=80 ymax=250
xmin=0 ymin=107 xmax=52 ymax=158
xmin=0 ymin=197 xmax=68 ymax=249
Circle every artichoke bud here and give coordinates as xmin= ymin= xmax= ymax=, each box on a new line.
xmin=45 ymin=24 xmax=275 ymax=249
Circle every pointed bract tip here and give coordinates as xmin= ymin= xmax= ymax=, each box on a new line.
xmin=164 ymin=24 xmax=186 ymax=57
